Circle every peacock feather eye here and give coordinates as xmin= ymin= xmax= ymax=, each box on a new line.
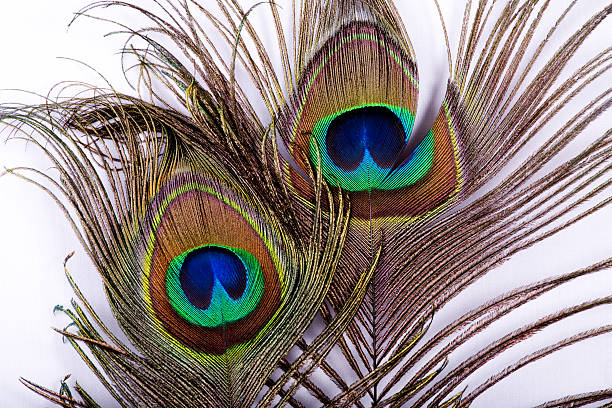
xmin=166 ymin=245 xmax=263 ymax=327
xmin=283 ymin=21 xmax=462 ymax=220
xmin=309 ymin=104 xmax=433 ymax=191
xmin=143 ymin=173 xmax=282 ymax=355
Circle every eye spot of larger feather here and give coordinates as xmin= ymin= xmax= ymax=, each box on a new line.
xmin=166 ymin=245 xmax=264 ymax=328
xmin=181 ymin=246 xmax=247 ymax=306
xmin=143 ymin=176 xmax=283 ymax=354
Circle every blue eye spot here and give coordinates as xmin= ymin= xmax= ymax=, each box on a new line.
xmin=326 ymin=106 xmax=405 ymax=171
xmin=310 ymin=104 xmax=430 ymax=192
xmin=179 ymin=246 xmax=247 ymax=310
xmin=166 ymin=244 xmax=265 ymax=328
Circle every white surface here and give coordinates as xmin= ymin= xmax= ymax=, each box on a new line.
xmin=0 ymin=1 xmax=611 ymax=407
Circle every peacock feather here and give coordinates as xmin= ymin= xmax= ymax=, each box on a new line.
xmin=1 ymin=0 xmax=611 ymax=407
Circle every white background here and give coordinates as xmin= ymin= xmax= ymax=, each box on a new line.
xmin=0 ymin=1 xmax=611 ymax=407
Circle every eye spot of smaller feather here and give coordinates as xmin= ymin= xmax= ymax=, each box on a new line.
xmin=326 ymin=106 xmax=405 ymax=171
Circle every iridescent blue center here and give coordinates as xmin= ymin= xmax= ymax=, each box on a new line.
xmin=179 ymin=246 xmax=247 ymax=310
xmin=309 ymin=104 xmax=433 ymax=192
xmin=325 ymin=106 xmax=406 ymax=171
